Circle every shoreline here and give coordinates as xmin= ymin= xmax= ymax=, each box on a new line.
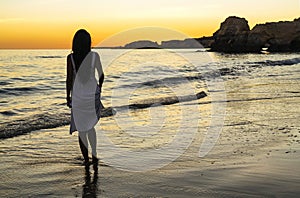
xmin=1 ymin=83 xmax=299 ymax=196
xmin=0 ymin=50 xmax=299 ymax=197
xmin=0 ymin=124 xmax=299 ymax=197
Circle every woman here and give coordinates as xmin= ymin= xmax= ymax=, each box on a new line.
xmin=66 ymin=29 xmax=104 ymax=165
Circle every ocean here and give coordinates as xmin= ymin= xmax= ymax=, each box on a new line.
xmin=0 ymin=49 xmax=300 ymax=196
xmin=1 ymin=49 xmax=299 ymax=139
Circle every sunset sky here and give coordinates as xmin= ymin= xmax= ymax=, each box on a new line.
xmin=0 ymin=0 xmax=299 ymax=49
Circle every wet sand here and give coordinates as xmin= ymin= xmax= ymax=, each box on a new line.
xmin=1 ymin=74 xmax=300 ymax=197
xmin=0 ymin=125 xmax=299 ymax=197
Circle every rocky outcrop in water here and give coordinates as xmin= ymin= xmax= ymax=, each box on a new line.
xmin=211 ymin=16 xmax=300 ymax=53
xmin=119 ymin=16 xmax=300 ymax=52
xmin=211 ymin=16 xmax=251 ymax=52
xmin=196 ymin=36 xmax=214 ymax=48
xmin=249 ymin=18 xmax=300 ymax=52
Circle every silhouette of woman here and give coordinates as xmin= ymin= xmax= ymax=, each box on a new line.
xmin=66 ymin=29 xmax=104 ymax=165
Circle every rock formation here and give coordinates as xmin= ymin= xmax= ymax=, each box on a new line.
xmin=196 ymin=36 xmax=214 ymax=48
xmin=290 ymin=35 xmax=300 ymax=51
xmin=161 ymin=38 xmax=202 ymax=48
xmin=120 ymin=17 xmax=300 ymax=52
xmin=248 ymin=18 xmax=300 ymax=52
xmin=211 ymin=16 xmax=300 ymax=53
xmin=211 ymin=16 xmax=251 ymax=52
xmin=124 ymin=40 xmax=159 ymax=49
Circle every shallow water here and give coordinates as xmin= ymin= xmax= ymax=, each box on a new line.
xmin=1 ymin=49 xmax=300 ymax=138
xmin=0 ymin=49 xmax=300 ymax=196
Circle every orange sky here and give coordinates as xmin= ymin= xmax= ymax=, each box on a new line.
xmin=0 ymin=0 xmax=299 ymax=49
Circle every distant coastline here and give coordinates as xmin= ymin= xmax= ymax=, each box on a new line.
xmin=95 ymin=16 xmax=300 ymax=53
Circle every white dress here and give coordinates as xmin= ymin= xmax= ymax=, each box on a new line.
xmin=70 ymin=51 xmax=102 ymax=134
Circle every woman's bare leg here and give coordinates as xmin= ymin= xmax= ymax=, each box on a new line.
xmin=87 ymin=128 xmax=98 ymax=162
xmin=79 ymin=131 xmax=89 ymax=164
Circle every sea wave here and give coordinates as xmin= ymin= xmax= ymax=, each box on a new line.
xmin=249 ymin=57 xmax=300 ymax=66
xmin=0 ymin=92 xmax=206 ymax=139
xmin=0 ymin=108 xmax=115 ymax=139
xmin=0 ymin=81 xmax=12 ymax=86
xmin=119 ymin=57 xmax=300 ymax=89
xmin=0 ymin=86 xmax=42 ymax=96
xmin=1 ymin=55 xmax=299 ymax=139
xmin=35 ymin=55 xmax=64 ymax=59
xmin=116 ymin=65 xmax=246 ymax=89
xmin=0 ymin=110 xmax=18 ymax=116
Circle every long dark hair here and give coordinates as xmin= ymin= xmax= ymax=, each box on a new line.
xmin=72 ymin=29 xmax=91 ymax=71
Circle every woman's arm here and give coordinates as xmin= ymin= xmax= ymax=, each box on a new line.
xmin=95 ymin=52 xmax=104 ymax=90
xmin=66 ymin=55 xmax=73 ymax=107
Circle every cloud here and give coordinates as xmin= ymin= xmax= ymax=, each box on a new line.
xmin=0 ymin=18 xmax=25 ymax=23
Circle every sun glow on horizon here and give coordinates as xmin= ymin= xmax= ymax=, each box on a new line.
xmin=0 ymin=0 xmax=299 ymax=49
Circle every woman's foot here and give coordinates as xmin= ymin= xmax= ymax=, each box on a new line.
xmin=92 ymin=156 xmax=98 ymax=173
xmin=92 ymin=156 xmax=99 ymax=164
xmin=83 ymin=160 xmax=90 ymax=166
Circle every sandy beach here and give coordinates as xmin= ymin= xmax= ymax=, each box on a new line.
xmin=1 ymin=72 xmax=299 ymax=197
xmin=1 ymin=0 xmax=300 ymax=196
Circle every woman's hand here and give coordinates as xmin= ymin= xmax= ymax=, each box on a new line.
xmin=98 ymin=84 xmax=102 ymax=93
xmin=66 ymin=96 xmax=72 ymax=108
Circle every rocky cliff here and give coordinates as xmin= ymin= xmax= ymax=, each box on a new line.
xmin=211 ymin=16 xmax=300 ymax=53
xmin=120 ymin=17 xmax=300 ymax=52
xmin=124 ymin=40 xmax=159 ymax=49
xmin=124 ymin=39 xmax=204 ymax=49
xmin=211 ymin=16 xmax=251 ymax=52
xmin=248 ymin=18 xmax=300 ymax=52
xmin=161 ymin=39 xmax=202 ymax=48
xmin=195 ymin=36 xmax=214 ymax=48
